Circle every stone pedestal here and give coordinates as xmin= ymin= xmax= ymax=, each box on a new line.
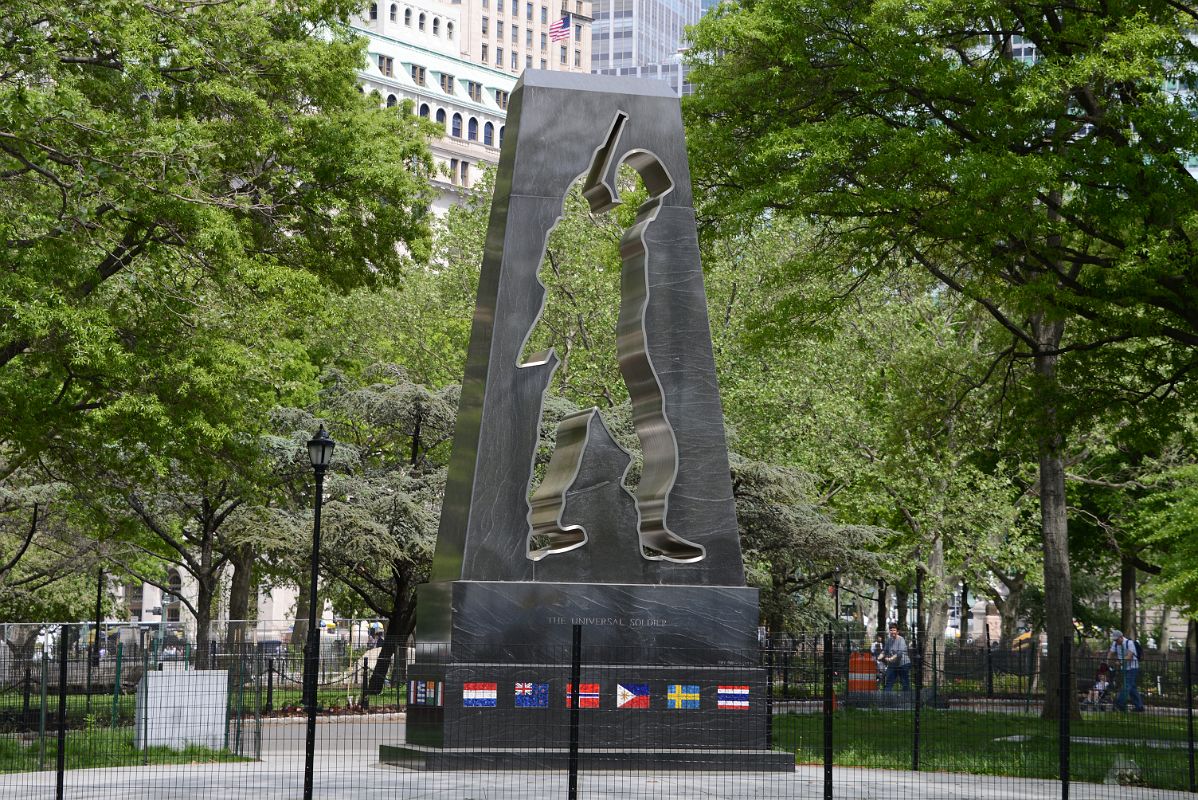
xmin=384 ymin=581 xmax=791 ymax=771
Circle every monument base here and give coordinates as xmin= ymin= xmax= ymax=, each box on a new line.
xmin=388 ymin=580 xmax=784 ymax=770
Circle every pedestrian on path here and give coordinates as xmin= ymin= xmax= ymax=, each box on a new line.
xmin=882 ymin=623 xmax=911 ymax=692
xmin=1108 ymin=630 xmax=1146 ymax=712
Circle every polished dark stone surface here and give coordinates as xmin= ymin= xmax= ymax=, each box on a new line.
xmin=430 ymin=70 xmax=743 ymax=586
xmin=441 ymin=581 xmax=760 ymax=664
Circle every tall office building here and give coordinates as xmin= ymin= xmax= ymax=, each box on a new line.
xmin=589 ymin=0 xmax=699 ymax=73
xmin=354 ymin=0 xmax=593 ymax=211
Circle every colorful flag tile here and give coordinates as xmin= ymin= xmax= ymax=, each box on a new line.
xmin=463 ymin=681 xmax=497 ymax=707
xmin=616 ymin=683 xmax=650 ymax=709
xmin=515 ymin=681 xmax=550 ymax=708
xmin=667 ymin=684 xmax=700 ymax=709
xmin=408 ymin=679 xmax=442 ymax=707
xmin=717 ymin=685 xmax=750 ymax=710
xmin=566 ymin=682 xmax=600 ymax=708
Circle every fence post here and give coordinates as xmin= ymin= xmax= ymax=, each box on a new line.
xmin=985 ymin=623 xmax=993 ymax=698
xmin=765 ymin=643 xmax=775 ymax=749
xmin=568 ymin=624 xmax=582 ymax=800
xmin=141 ymin=647 xmax=149 ymax=765
xmin=266 ymin=658 xmax=274 ymax=712
xmin=932 ymin=639 xmax=939 ymax=706
xmin=1186 ymin=645 xmax=1195 ymax=793
xmin=782 ymin=646 xmax=791 ymax=697
xmin=823 ymin=629 xmax=833 ymax=800
xmin=1059 ymin=637 xmax=1071 ymax=800
xmin=913 ymin=629 xmax=922 ymax=772
xmin=22 ymin=667 xmax=31 ymax=726
xmin=111 ymin=643 xmax=123 ymax=729
xmin=38 ymin=653 xmax=47 ymax=770
xmin=360 ymin=656 xmax=370 ymax=709
xmin=56 ymin=631 xmax=68 ymax=800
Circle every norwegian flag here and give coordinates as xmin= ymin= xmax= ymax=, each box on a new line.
xmin=566 ymin=682 xmax=600 ymax=708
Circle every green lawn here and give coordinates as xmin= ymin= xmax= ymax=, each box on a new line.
xmin=0 ymin=728 xmax=249 ymax=773
xmin=775 ymin=709 xmax=1194 ymax=790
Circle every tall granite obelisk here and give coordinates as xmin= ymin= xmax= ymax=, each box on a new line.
xmin=386 ymin=70 xmax=788 ymax=771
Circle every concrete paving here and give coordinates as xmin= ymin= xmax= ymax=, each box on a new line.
xmin=0 ymin=716 xmax=1191 ymax=800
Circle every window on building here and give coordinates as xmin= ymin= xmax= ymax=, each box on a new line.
xmin=575 ymin=0 xmax=581 ymax=11
xmin=404 ymin=8 xmax=411 ymax=24
xmin=497 ymin=0 xmax=503 ymax=11
xmin=379 ymin=55 xmax=394 ymax=76
xmin=484 ymin=121 xmax=494 ymax=145
xmin=128 ymin=583 xmax=143 ymax=619
xmin=540 ymin=58 xmax=547 ymax=69
xmin=541 ymin=5 xmax=548 ymax=22
xmin=526 ymin=1 xmax=533 ymax=19
xmin=495 ymin=89 xmax=509 ymax=109
xmin=467 ymin=80 xmax=483 ymax=102
xmin=526 ymin=53 xmax=532 ymax=67
xmin=389 ymin=4 xmax=397 ymax=21
xmin=369 ymin=3 xmax=378 ymax=19
xmin=525 ymin=28 xmax=532 ymax=47
xmin=468 ymin=117 xmax=479 ymax=140
xmin=499 ymin=125 xmax=505 ymax=145
xmin=560 ymin=45 xmax=566 ymax=64
xmin=481 ymin=15 xmax=488 ymax=34
xmin=574 ymin=49 xmax=580 ymax=66
xmin=440 ymin=72 xmax=454 ymax=93
xmin=433 ymin=17 xmax=440 ymax=35
xmin=435 ymin=108 xmax=447 ymax=130
xmin=512 ymin=25 xmax=518 ymax=43
xmin=419 ymin=103 xmax=430 ymax=117
xmin=418 ymin=12 xmax=425 ymax=29
xmin=411 ymin=64 xmax=426 ymax=84
xmin=386 ymin=94 xmax=398 ymax=107
xmin=541 ymin=32 xmax=547 ymax=50
xmin=497 ymin=46 xmax=504 ymax=66
xmin=451 ymin=112 xmax=463 ymax=138
xmin=482 ymin=43 xmax=488 ymax=61
xmin=575 ymin=23 xmax=581 ymax=40
xmin=511 ymin=50 xmax=519 ymax=69
xmin=165 ymin=570 xmax=182 ymax=623
xmin=497 ymin=20 xmax=503 ymax=36
xmin=449 ymin=158 xmax=459 ymax=184
xmin=461 ymin=160 xmax=470 ymax=185
xmin=447 ymin=22 xmax=454 ymax=39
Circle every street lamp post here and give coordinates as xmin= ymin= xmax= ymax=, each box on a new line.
xmin=303 ymin=425 xmax=335 ymax=800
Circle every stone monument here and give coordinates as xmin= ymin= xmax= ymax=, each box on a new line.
xmin=381 ymin=70 xmax=789 ymax=771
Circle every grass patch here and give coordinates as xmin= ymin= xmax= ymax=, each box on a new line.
xmin=0 ymin=728 xmax=249 ymax=773
xmin=775 ymin=709 xmax=1193 ymax=791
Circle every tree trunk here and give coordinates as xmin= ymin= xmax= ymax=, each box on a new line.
xmin=292 ymin=568 xmax=311 ymax=657
xmin=226 ymin=545 xmax=255 ymax=652
xmin=363 ymin=607 xmax=416 ymax=706
xmin=1120 ymin=557 xmax=1138 ymax=639
xmin=895 ymin=586 xmax=910 ymax=634
xmin=1033 ymin=315 xmax=1077 ymax=720
xmin=194 ymin=581 xmax=214 ymax=670
xmin=876 ymin=579 xmax=887 ymax=634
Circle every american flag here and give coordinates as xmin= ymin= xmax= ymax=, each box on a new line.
xmin=548 ymin=13 xmax=571 ymax=42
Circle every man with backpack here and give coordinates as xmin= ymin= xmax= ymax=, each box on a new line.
xmin=1107 ymin=630 xmax=1146 ymax=712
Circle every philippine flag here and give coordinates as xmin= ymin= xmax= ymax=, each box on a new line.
xmin=717 ymin=685 xmax=750 ymax=710
xmin=463 ymin=682 xmax=497 ymax=707
xmin=616 ymin=683 xmax=650 ymax=709
xmin=566 ymin=682 xmax=600 ymax=708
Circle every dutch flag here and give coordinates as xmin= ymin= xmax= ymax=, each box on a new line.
xmin=463 ymin=682 xmax=497 ymax=707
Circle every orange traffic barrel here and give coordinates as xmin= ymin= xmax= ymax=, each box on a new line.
xmin=848 ymin=652 xmax=877 ymax=692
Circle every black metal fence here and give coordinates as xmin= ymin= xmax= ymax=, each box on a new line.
xmin=0 ymin=626 xmax=1194 ymax=799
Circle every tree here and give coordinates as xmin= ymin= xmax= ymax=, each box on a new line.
xmin=0 ymin=0 xmax=436 ymax=582
xmin=686 ymin=0 xmax=1198 ymax=717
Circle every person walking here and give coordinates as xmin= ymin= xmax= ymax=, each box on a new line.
xmin=882 ymin=623 xmax=911 ymax=692
xmin=1108 ymin=630 xmax=1146 ymax=712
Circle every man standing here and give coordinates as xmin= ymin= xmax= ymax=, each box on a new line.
xmin=882 ymin=623 xmax=911 ymax=692
xmin=1108 ymin=630 xmax=1146 ymax=712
